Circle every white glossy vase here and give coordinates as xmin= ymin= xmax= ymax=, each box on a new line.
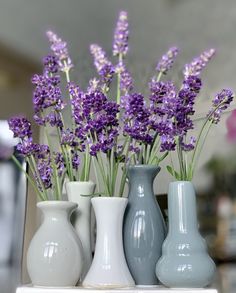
xmin=83 ymin=197 xmax=135 ymax=288
xmin=27 ymin=201 xmax=83 ymax=287
xmin=65 ymin=181 xmax=95 ymax=280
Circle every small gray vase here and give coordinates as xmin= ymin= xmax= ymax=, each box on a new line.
xmin=27 ymin=201 xmax=84 ymax=287
xmin=123 ymin=165 xmax=166 ymax=285
xmin=156 ymin=181 xmax=216 ymax=288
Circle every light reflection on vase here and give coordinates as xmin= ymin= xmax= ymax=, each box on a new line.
xmin=27 ymin=201 xmax=83 ymax=287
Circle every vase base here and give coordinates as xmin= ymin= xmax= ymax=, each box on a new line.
xmin=16 ymin=285 xmax=218 ymax=292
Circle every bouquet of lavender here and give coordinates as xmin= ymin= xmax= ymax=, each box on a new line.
xmin=8 ymin=33 xmax=90 ymax=200
xmin=8 ymin=10 xmax=234 ymax=200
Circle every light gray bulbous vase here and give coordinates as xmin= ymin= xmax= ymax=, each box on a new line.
xmin=156 ymin=181 xmax=216 ymax=288
xmin=27 ymin=201 xmax=84 ymax=287
xmin=123 ymin=165 xmax=166 ymax=285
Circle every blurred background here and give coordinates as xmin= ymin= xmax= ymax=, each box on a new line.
xmin=1 ymin=0 xmax=236 ymax=292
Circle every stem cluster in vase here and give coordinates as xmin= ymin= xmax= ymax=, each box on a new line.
xmin=8 ymin=11 xmax=235 ymax=199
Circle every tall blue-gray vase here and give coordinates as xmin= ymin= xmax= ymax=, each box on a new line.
xmin=156 ymin=181 xmax=216 ymax=288
xmin=123 ymin=165 xmax=166 ymax=285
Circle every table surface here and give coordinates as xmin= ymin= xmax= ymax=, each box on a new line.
xmin=16 ymin=285 xmax=218 ymax=293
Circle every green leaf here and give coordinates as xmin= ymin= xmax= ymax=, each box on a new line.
xmin=166 ymin=165 xmax=181 ymax=180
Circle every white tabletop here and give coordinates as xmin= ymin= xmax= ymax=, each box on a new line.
xmin=16 ymin=285 xmax=218 ymax=293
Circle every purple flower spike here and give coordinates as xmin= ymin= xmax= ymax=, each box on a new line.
xmin=183 ymin=48 xmax=215 ymax=77
xmin=113 ymin=11 xmax=129 ymax=57
xmin=8 ymin=116 xmax=32 ymax=139
xmin=208 ymin=89 xmax=234 ymax=124
xmin=156 ymin=47 xmax=179 ymax=75
xmin=46 ymin=31 xmax=73 ymax=72
xmin=43 ymin=55 xmax=59 ymax=74
xmin=90 ymin=44 xmax=115 ymax=84
xmin=116 ymin=62 xmax=133 ymax=93
xmin=180 ymin=136 xmax=196 ymax=152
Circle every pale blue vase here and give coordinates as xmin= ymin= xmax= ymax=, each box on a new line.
xmin=156 ymin=181 xmax=216 ymax=288
xmin=123 ymin=165 xmax=166 ymax=285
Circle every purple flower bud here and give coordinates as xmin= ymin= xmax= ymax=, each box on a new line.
xmin=8 ymin=116 xmax=32 ymax=139
xmin=116 ymin=62 xmax=133 ymax=93
xmin=46 ymin=31 xmax=73 ymax=72
xmin=113 ymin=11 xmax=129 ymax=56
xmin=183 ymin=48 xmax=215 ymax=77
xmin=208 ymin=89 xmax=234 ymax=124
xmin=156 ymin=47 xmax=179 ymax=74
xmin=90 ymin=44 xmax=115 ymax=84
xmin=43 ymin=55 xmax=59 ymax=74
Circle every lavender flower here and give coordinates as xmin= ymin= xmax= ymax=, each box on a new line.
xmin=156 ymin=47 xmax=179 ymax=75
xmin=179 ymin=136 xmax=196 ymax=151
xmin=46 ymin=31 xmax=73 ymax=72
xmin=16 ymin=138 xmax=36 ymax=156
xmin=61 ymin=129 xmax=78 ymax=147
xmin=90 ymin=44 xmax=115 ymax=84
xmin=149 ymin=79 xmax=177 ymax=116
xmin=87 ymin=78 xmax=100 ymax=93
xmin=183 ymin=48 xmax=215 ymax=77
xmin=122 ymin=93 xmax=152 ymax=144
xmin=183 ymin=75 xmax=202 ymax=94
xmin=43 ymin=55 xmax=59 ymax=74
xmin=8 ymin=116 xmax=32 ymax=139
xmin=113 ymin=11 xmax=129 ymax=57
xmin=37 ymin=159 xmax=52 ymax=190
xmin=116 ymin=62 xmax=133 ymax=93
xmin=32 ymin=74 xmax=64 ymax=116
xmin=160 ymin=135 xmax=176 ymax=152
xmin=54 ymin=152 xmax=65 ymax=176
xmin=72 ymin=152 xmax=80 ymax=170
xmin=208 ymin=89 xmax=234 ymax=124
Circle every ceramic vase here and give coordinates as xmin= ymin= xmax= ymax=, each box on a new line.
xmin=123 ymin=165 xmax=166 ymax=285
xmin=156 ymin=181 xmax=216 ymax=288
xmin=27 ymin=201 xmax=83 ymax=287
xmin=83 ymin=197 xmax=135 ymax=288
xmin=65 ymin=181 xmax=95 ymax=280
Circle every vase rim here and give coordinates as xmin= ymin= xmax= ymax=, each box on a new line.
xmin=65 ymin=180 xmax=95 ymax=186
xmin=91 ymin=196 xmax=128 ymax=203
xmin=170 ymin=180 xmax=192 ymax=184
xmin=128 ymin=164 xmax=161 ymax=170
xmin=37 ymin=200 xmax=78 ymax=209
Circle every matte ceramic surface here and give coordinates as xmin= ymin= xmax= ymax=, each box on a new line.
xmin=83 ymin=197 xmax=135 ymax=288
xmin=123 ymin=165 xmax=166 ymax=285
xmin=156 ymin=181 xmax=216 ymax=288
xmin=27 ymin=201 xmax=83 ymax=287
xmin=66 ymin=181 xmax=95 ymax=280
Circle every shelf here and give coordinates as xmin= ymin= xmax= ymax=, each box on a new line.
xmin=16 ymin=285 xmax=218 ymax=293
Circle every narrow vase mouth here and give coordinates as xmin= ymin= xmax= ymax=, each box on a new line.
xmin=128 ymin=164 xmax=160 ymax=171
xmin=170 ymin=180 xmax=192 ymax=185
xmin=37 ymin=200 xmax=78 ymax=210
xmin=91 ymin=197 xmax=128 ymax=203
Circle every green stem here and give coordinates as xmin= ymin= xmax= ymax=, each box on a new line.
xmin=11 ymin=155 xmax=45 ymax=201
xmin=44 ymin=126 xmax=62 ymax=200
xmin=29 ymin=155 xmax=48 ymax=200
xmin=188 ymin=121 xmax=212 ymax=180
xmin=118 ymin=138 xmax=131 ymax=197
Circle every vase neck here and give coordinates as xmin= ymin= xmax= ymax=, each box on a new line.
xmin=38 ymin=201 xmax=77 ymax=222
xmin=168 ymin=181 xmax=198 ymax=234
xmin=127 ymin=165 xmax=160 ymax=198
xmin=92 ymin=197 xmax=127 ymax=238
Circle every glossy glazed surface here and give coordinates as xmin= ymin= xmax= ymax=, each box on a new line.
xmin=83 ymin=197 xmax=135 ymax=288
xmin=27 ymin=201 xmax=83 ymax=287
xmin=123 ymin=165 xmax=166 ymax=285
xmin=156 ymin=181 xmax=216 ymax=288
xmin=66 ymin=181 xmax=95 ymax=281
